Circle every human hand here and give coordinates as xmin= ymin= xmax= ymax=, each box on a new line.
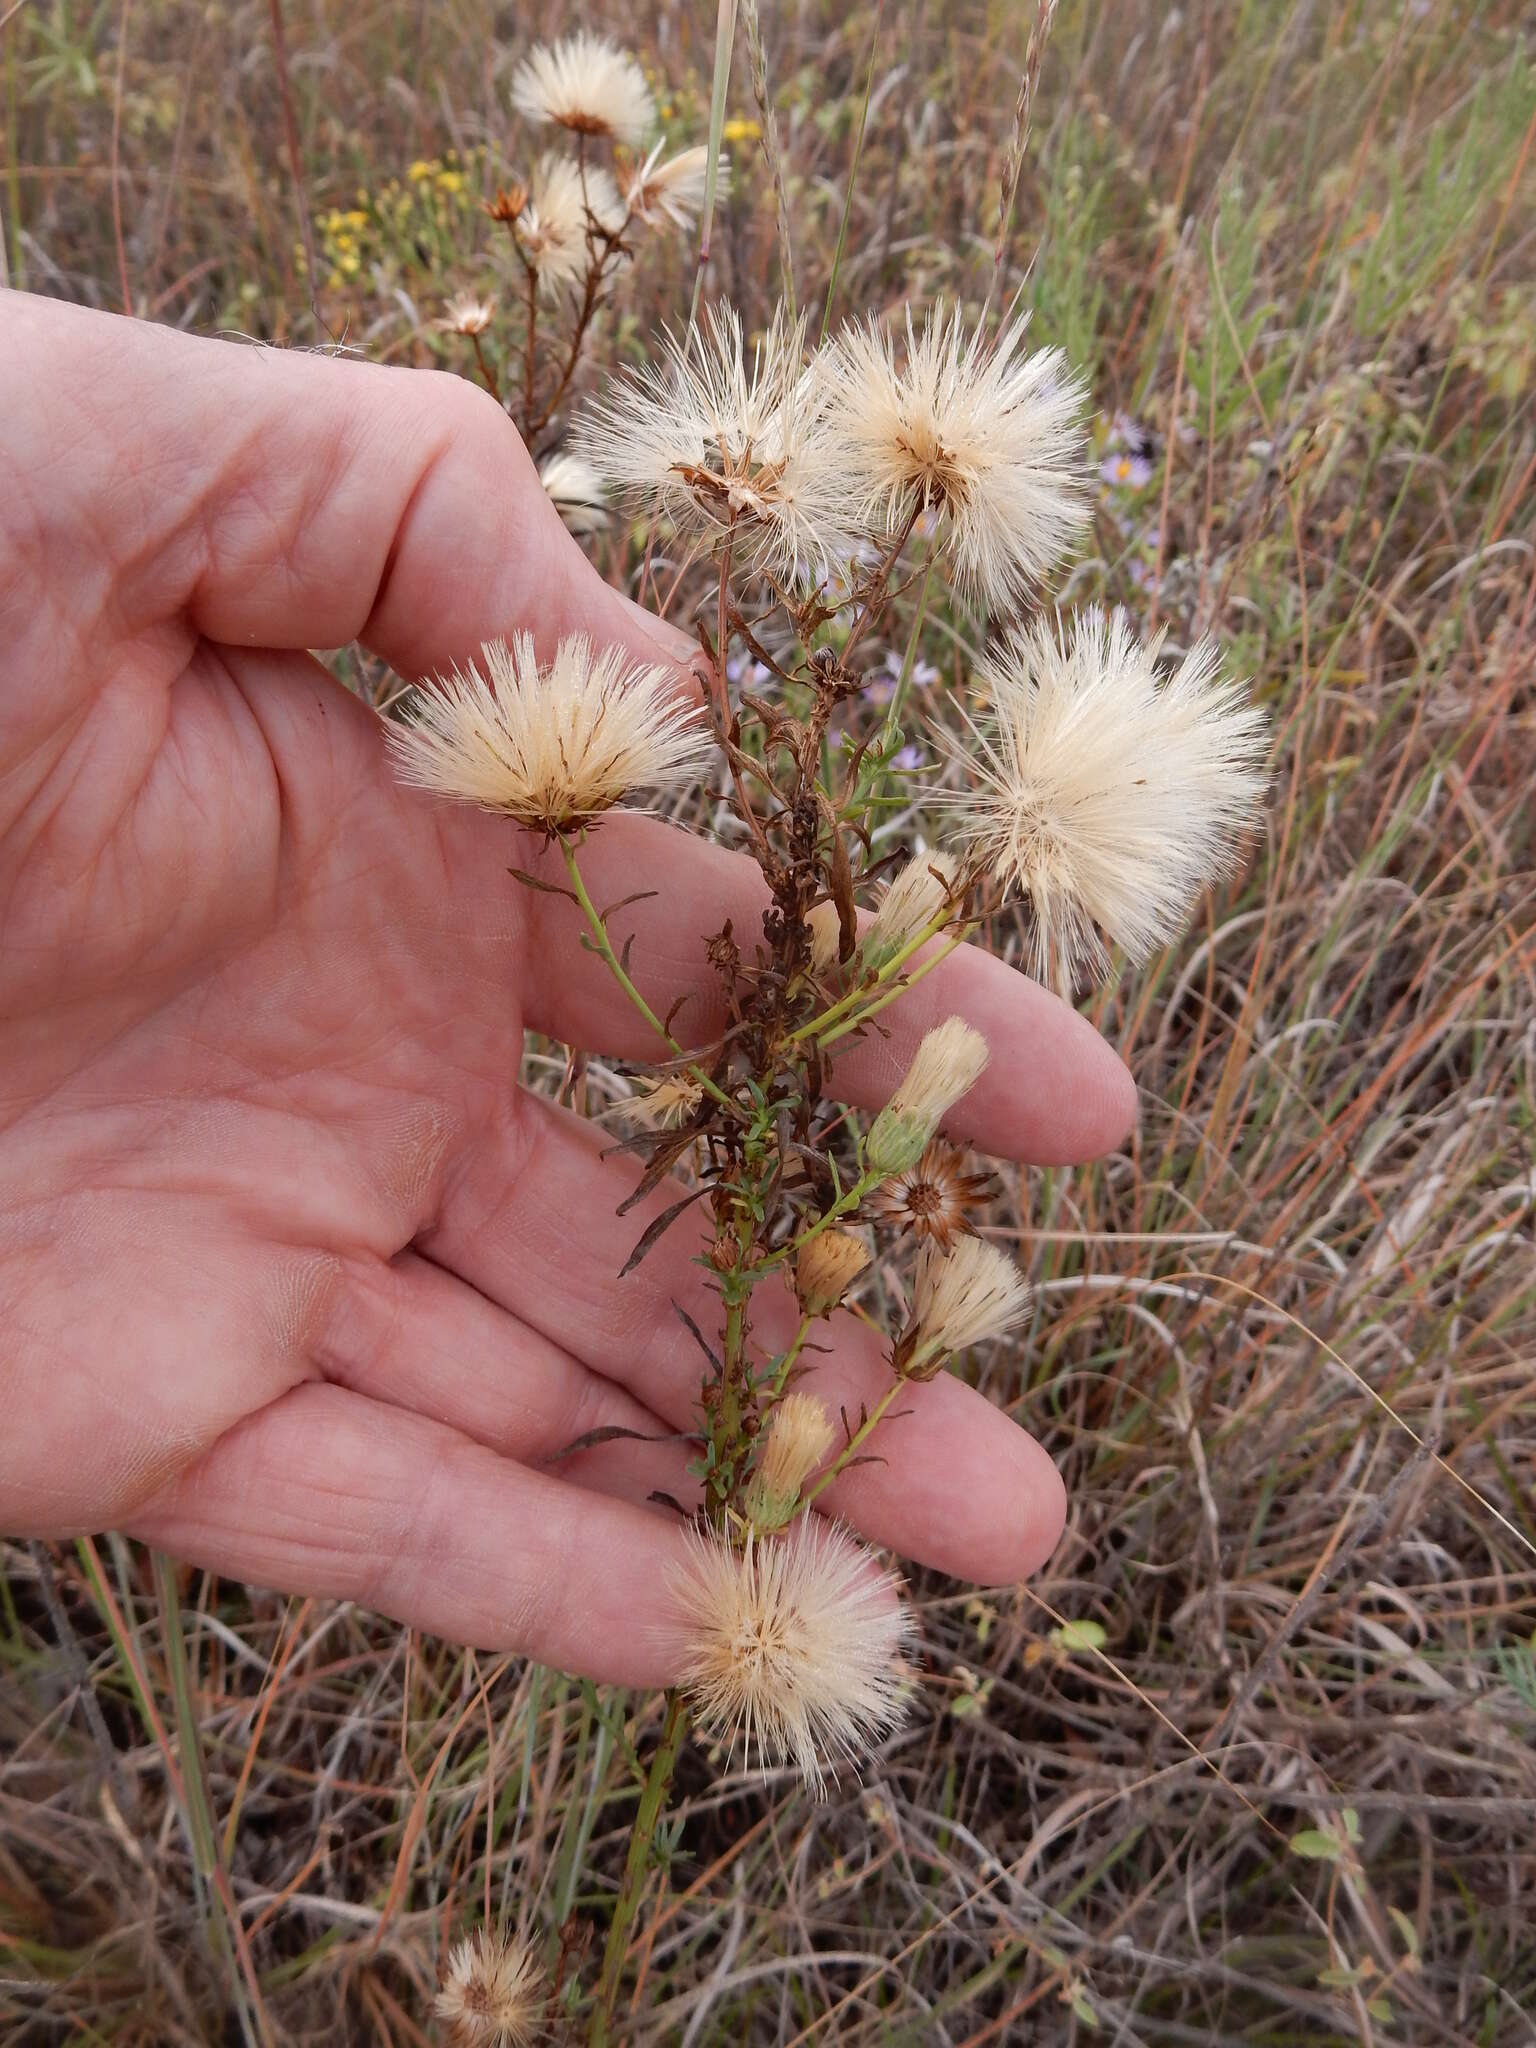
xmin=0 ymin=292 xmax=1134 ymax=1683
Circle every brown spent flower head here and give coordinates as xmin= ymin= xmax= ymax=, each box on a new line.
xmin=484 ymin=181 xmax=530 ymax=225
xmin=869 ymin=1139 xmax=997 ymax=1253
xmin=670 ymin=1518 xmax=913 ymax=1793
xmin=745 ymin=1392 xmax=837 ymax=1530
xmin=794 ymin=1229 xmax=870 ymax=1318
xmin=434 ymin=1926 xmax=544 ymax=2047
xmin=861 ymin=850 xmax=962 ymax=971
xmin=893 ymin=1235 xmax=1031 ymax=1379
xmin=439 ymin=291 xmax=496 ymax=337
xmin=510 ymin=33 xmax=655 ymax=146
xmin=866 ymin=1016 xmax=990 ymax=1178
xmin=385 ymin=632 xmax=711 ymax=835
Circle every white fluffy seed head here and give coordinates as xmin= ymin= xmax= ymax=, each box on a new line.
xmin=941 ymin=608 xmax=1270 ymax=989
xmin=824 ymin=303 xmax=1090 ymax=612
xmin=866 ymin=1016 xmax=990 ymax=1177
xmin=515 ymin=154 xmax=622 ymax=290
xmin=539 ymin=451 xmax=610 ymax=534
xmin=434 ymin=1927 xmax=543 ymax=2048
xmin=510 ymin=33 xmax=655 ymax=146
xmin=670 ymin=1519 xmax=913 ymax=1794
xmin=440 ymin=291 xmax=495 ymax=336
xmin=862 ymin=851 xmax=961 ymax=970
xmin=575 ymin=303 xmax=851 ymax=579
xmin=385 ymin=633 xmax=710 ymax=834
xmin=625 ymin=142 xmax=728 ymax=229
xmin=896 ymin=1236 xmax=1031 ymax=1379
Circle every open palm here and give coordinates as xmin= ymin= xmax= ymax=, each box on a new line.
xmin=0 ymin=295 xmax=1134 ymax=1681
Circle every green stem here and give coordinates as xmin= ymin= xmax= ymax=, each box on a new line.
xmin=560 ymin=836 xmax=735 ymax=1114
xmin=767 ymin=1314 xmax=813 ymax=1398
xmin=788 ymin=908 xmax=971 ymax=1048
xmin=759 ymin=1170 xmax=878 ymax=1273
xmin=589 ymin=1691 xmax=690 ymax=2045
xmin=798 ymin=1378 xmax=905 ymax=1513
xmin=817 ymin=928 xmax=973 ymax=1048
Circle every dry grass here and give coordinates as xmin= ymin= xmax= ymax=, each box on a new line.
xmin=3 ymin=1 xmax=1534 ymax=2042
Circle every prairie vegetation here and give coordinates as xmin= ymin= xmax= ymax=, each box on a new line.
xmin=3 ymin=2 xmax=1533 ymax=2041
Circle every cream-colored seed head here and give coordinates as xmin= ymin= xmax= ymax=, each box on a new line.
xmin=434 ymin=1927 xmax=543 ymax=2047
xmin=862 ymin=851 xmax=961 ymax=971
xmin=866 ymin=1016 xmax=989 ymax=1177
xmin=806 ymin=899 xmax=844 ymax=977
xmin=942 ymin=608 xmax=1270 ymax=989
xmin=510 ymin=33 xmax=655 ymax=146
xmin=538 ymin=451 xmax=610 ymax=534
xmin=515 ymin=154 xmax=622 ymax=290
xmin=670 ymin=1519 xmax=913 ymax=1794
xmin=625 ymin=143 xmax=728 ymax=229
xmin=794 ymin=1229 xmax=870 ymax=1318
xmin=575 ymin=303 xmax=851 ymax=579
xmin=385 ymin=633 xmax=710 ymax=834
xmin=745 ymin=1393 xmax=837 ymax=1530
xmin=622 ymin=1073 xmax=704 ymax=1130
xmin=824 ymin=303 xmax=1090 ymax=611
xmin=440 ymin=291 xmax=495 ymax=337
xmin=896 ymin=1235 xmax=1031 ymax=1378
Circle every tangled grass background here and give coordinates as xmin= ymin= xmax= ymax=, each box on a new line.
xmin=3 ymin=2 xmax=1533 ymax=2041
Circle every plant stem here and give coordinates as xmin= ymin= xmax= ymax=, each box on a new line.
xmin=768 ymin=1313 xmax=813 ymax=1397
xmin=799 ymin=1378 xmax=905 ymax=1512
xmin=589 ymin=1690 xmax=690 ymax=2045
xmin=559 ymin=837 xmax=735 ymax=1114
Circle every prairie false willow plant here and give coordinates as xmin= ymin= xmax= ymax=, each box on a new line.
xmin=390 ymin=47 xmax=1268 ymax=2036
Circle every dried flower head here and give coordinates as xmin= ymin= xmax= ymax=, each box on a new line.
xmin=745 ymin=1393 xmax=837 ymax=1530
xmin=439 ymin=291 xmax=495 ymax=337
xmin=576 ymin=303 xmax=849 ymax=578
xmin=794 ymin=1228 xmax=870 ymax=1318
xmin=510 ymin=32 xmax=655 ymax=146
xmin=862 ymin=851 xmax=962 ymax=971
xmin=539 ymin=451 xmax=610 ymax=534
xmin=869 ymin=1139 xmax=996 ymax=1253
xmin=806 ymin=900 xmax=844 ymax=977
xmin=386 ymin=633 xmax=710 ymax=835
xmin=670 ymin=1518 xmax=912 ymax=1792
xmin=825 ymin=304 xmax=1089 ymax=611
xmin=484 ymin=181 xmax=530 ymax=225
xmin=941 ymin=609 xmax=1270 ymax=988
xmin=516 ymin=154 xmax=622 ymax=290
xmin=435 ymin=1927 xmax=543 ymax=2048
xmin=866 ymin=1016 xmax=990 ymax=1177
xmin=894 ymin=1235 xmax=1031 ymax=1379
xmin=622 ymin=1072 xmax=703 ymax=1130
xmin=625 ymin=142 xmax=728 ymax=229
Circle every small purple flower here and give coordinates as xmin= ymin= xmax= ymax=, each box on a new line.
xmin=1101 ymin=450 xmax=1154 ymax=490
xmin=892 ymin=742 xmax=926 ymax=772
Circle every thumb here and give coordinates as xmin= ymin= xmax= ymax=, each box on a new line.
xmin=3 ymin=292 xmax=696 ymax=686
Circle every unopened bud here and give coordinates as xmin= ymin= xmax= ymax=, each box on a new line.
xmin=745 ymin=1392 xmax=837 ymax=1530
xmin=794 ymin=1229 xmax=870 ymax=1318
xmin=866 ymin=1017 xmax=989 ymax=1177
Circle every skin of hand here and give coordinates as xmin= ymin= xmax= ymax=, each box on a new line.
xmin=0 ymin=291 xmax=1135 ymax=1684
